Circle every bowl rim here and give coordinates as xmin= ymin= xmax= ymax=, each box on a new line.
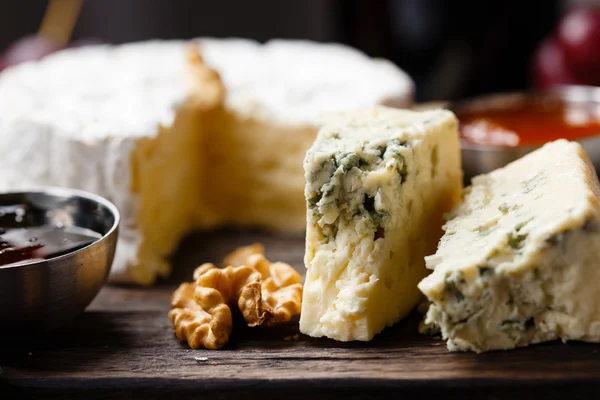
xmin=452 ymin=85 xmax=600 ymax=152
xmin=0 ymin=186 xmax=120 ymax=270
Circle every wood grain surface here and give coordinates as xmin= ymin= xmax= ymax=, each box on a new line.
xmin=2 ymin=228 xmax=600 ymax=399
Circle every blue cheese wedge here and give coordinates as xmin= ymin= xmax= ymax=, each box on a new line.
xmin=419 ymin=139 xmax=600 ymax=352
xmin=300 ymin=107 xmax=462 ymax=341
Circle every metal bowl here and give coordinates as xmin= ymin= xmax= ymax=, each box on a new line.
xmin=452 ymin=85 xmax=600 ymax=182
xmin=0 ymin=187 xmax=119 ymax=336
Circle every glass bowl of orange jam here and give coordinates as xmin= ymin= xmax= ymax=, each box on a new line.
xmin=453 ymin=86 xmax=600 ymax=182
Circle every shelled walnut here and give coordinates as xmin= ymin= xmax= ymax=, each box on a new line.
xmin=169 ymin=244 xmax=303 ymax=349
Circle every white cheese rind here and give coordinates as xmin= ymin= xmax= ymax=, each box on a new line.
xmin=418 ymin=140 xmax=600 ymax=353
xmin=300 ymin=107 xmax=462 ymax=341
xmin=0 ymin=39 xmax=414 ymax=284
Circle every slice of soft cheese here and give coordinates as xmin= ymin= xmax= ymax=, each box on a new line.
xmin=419 ymin=139 xmax=600 ymax=352
xmin=300 ymin=107 xmax=462 ymax=341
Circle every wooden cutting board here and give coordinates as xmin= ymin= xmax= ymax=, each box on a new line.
xmin=1 ymin=228 xmax=600 ymax=399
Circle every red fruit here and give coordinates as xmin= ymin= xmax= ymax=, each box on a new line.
xmin=2 ymin=35 xmax=64 ymax=67
xmin=531 ymin=37 xmax=579 ymax=89
xmin=556 ymin=7 xmax=600 ymax=85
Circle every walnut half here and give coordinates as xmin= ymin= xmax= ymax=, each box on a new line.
xmin=169 ymin=282 xmax=232 ymax=349
xmin=169 ymin=244 xmax=303 ymax=349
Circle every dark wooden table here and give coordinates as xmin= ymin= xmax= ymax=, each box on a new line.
xmin=2 ymin=229 xmax=600 ymax=399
